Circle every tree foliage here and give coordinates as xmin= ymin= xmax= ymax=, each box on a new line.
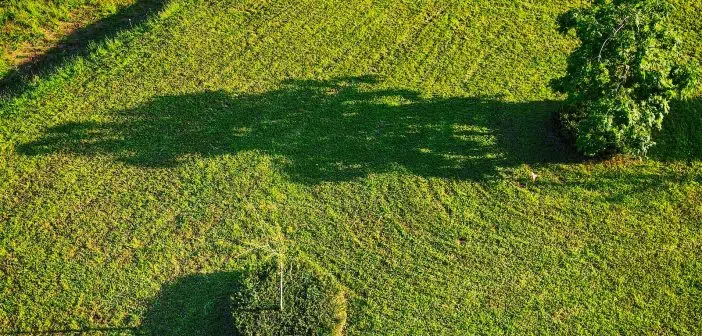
xmin=552 ymin=0 xmax=698 ymax=156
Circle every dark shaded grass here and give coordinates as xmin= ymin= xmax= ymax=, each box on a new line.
xmin=651 ymin=97 xmax=702 ymax=162
xmin=17 ymin=76 xmax=579 ymax=184
xmin=140 ymin=272 xmax=239 ymax=336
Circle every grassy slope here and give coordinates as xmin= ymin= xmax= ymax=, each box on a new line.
xmin=1 ymin=0 xmax=701 ymax=334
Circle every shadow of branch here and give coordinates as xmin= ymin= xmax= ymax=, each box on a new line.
xmin=0 ymin=0 xmax=167 ymax=98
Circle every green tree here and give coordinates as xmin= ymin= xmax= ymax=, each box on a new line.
xmin=552 ymin=0 xmax=697 ymax=156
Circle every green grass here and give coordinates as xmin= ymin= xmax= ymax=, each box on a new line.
xmin=0 ymin=0 xmax=136 ymax=73
xmin=1 ymin=0 xmax=701 ymax=334
xmin=0 ymin=0 xmax=122 ymax=41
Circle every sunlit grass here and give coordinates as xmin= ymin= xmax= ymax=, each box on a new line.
xmin=0 ymin=0 xmax=700 ymax=334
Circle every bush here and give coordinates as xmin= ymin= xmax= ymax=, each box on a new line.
xmin=230 ymin=254 xmax=347 ymax=336
xmin=552 ymin=0 xmax=697 ymax=156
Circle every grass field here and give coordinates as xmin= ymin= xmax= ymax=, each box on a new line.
xmin=1 ymin=0 xmax=701 ymax=334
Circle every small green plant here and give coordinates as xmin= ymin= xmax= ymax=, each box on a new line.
xmin=231 ymin=253 xmax=347 ymax=336
xmin=552 ymin=0 xmax=698 ymax=156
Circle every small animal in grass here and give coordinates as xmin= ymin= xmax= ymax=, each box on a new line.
xmin=529 ymin=171 xmax=538 ymax=182
xmin=524 ymin=165 xmax=538 ymax=183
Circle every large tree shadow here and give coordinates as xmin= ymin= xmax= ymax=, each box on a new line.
xmin=0 ymin=0 xmax=167 ymax=97
xmin=18 ymin=76 xmax=579 ymax=183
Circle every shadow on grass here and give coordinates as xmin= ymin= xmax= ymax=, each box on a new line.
xmin=1 ymin=271 xmax=264 ymax=335
xmin=139 ymin=272 xmax=242 ymax=336
xmin=18 ymin=76 xmax=580 ymax=183
xmin=15 ymin=77 xmax=699 ymax=185
xmin=0 ymin=0 xmax=166 ymax=97
xmin=651 ymin=97 xmax=702 ymax=162
xmin=17 ymin=76 xmax=578 ymax=182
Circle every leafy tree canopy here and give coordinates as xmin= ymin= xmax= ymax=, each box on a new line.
xmin=553 ymin=0 xmax=698 ymax=156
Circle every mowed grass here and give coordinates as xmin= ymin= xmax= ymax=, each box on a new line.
xmin=1 ymin=0 xmax=701 ymax=334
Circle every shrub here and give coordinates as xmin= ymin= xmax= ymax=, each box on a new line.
xmin=231 ymin=254 xmax=347 ymax=336
xmin=552 ymin=0 xmax=698 ymax=156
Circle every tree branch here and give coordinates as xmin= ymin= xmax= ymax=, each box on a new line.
xmin=598 ymin=16 xmax=630 ymax=62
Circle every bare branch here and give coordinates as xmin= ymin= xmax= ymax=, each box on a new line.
xmin=599 ymin=16 xmax=630 ymax=62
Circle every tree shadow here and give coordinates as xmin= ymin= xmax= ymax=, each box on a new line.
xmin=139 ymin=272 xmax=241 ymax=336
xmin=140 ymin=255 xmax=346 ymax=336
xmin=18 ymin=75 xmax=579 ymax=183
xmin=1 ymin=269 xmax=287 ymax=336
xmin=0 ymin=0 xmax=167 ymax=97
xmin=650 ymin=97 xmax=702 ymax=162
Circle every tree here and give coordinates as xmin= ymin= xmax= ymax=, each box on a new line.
xmin=552 ymin=0 xmax=698 ymax=156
